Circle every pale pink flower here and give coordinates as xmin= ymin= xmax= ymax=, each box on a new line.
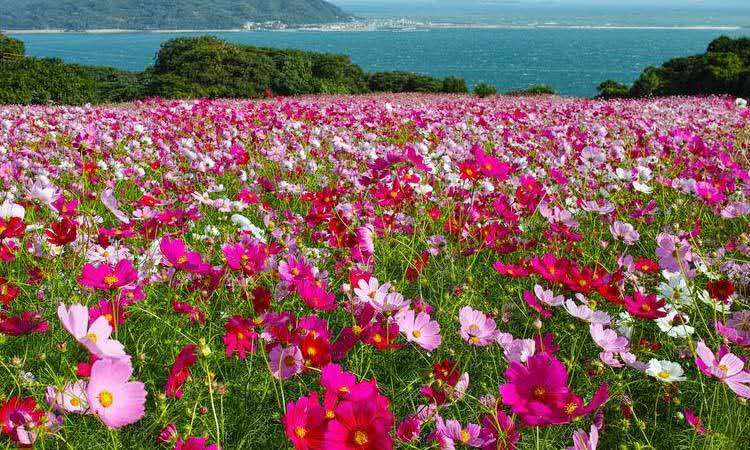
xmin=86 ymin=358 xmax=146 ymax=429
xmin=57 ymin=303 xmax=127 ymax=359
xmin=395 ymin=308 xmax=442 ymax=352
xmin=458 ymin=306 xmax=497 ymax=346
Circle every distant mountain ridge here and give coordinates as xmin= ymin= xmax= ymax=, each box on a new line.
xmin=0 ymin=0 xmax=352 ymax=30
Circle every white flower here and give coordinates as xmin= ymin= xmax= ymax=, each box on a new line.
xmin=655 ymin=308 xmax=695 ymax=338
xmin=658 ymin=271 xmax=692 ymax=306
xmin=615 ymin=312 xmax=634 ymax=339
xmin=0 ymin=201 xmax=24 ymax=219
xmin=736 ymin=98 xmax=747 ymax=109
xmin=230 ymin=214 xmax=266 ymax=242
xmin=646 ymin=359 xmax=686 ymax=383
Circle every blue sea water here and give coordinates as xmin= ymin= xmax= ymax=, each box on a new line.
xmin=9 ymin=27 xmax=747 ymax=97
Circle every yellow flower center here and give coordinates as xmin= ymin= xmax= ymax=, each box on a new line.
xmin=70 ymin=397 xmax=81 ymax=407
xmin=103 ymin=275 xmax=119 ymax=286
xmin=658 ymin=370 xmax=670 ymax=379
xmin=564 ymin=402 xmax=578 ymax=414
xmin=412 ymin=330 xmax=421 ymax=339
xmin=719 ymin=364 xmax=728 ymax=373
xmin=86 ymin=332 xmax=98 ymax=343
xmin=461 ymin=429 xmax=471 ymax=442
xmin=354 ymin=430 xmax=369 ymax=445
xmin=352 ymin=325 xmax=363 ymax=336
xmin=326 ymin=410 xmax=335 ymax=419
xmin=294 ymin=427 xmax=306 ymax=438
xmin=98 ymin=390 xmax=113 ymax=407
xmin=177 ymin=256 xmax=188 ymax=264
xmin=533 ymin=386 xmax=546 ymax=399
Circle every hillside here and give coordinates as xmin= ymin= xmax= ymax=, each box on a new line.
xmin=0 ymin=0 xmax=352 ymax=30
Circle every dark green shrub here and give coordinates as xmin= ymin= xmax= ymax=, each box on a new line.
xmin=473 ymin=82 xmax=497 ymax=98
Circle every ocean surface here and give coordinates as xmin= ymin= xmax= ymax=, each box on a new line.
xmin=10 ymin=27 xmax=748 ymax=97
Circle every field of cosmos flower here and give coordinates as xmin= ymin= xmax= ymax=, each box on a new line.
xmin=0 ymin=93 xmax=749 ymax=449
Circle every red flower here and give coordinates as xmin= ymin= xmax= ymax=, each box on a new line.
xmin=706 ymin=280 xmax=735 ymax=303
xmin=634 ymin=258 xmax=659 ymax=273
xmin=223 ymin=316 xmax=257 ymax=359
xmin=299 ymin=333 xmax=332 ymax=369
xmin=0 ymin=217 xmax=26 ymax=240
xmin=0 ymin=311 xmax=48 ymax=336
xmin=0 ymin=277 xmax=19 ymax=305
xmin=166 ymin=344 xmax=197 ymax=399
xmin=46 ymin=218 xmax=77 ymax=246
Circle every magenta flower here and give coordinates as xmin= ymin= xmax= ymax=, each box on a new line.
xmin=395 ymin=308 xmax=442 ymax=352
xmin=86 ymin=358 xmax=146 ymax=429
xmin=715 ymin=310 xmax=750 ymax=347
xmin=174 ymin=437 xmax=220 ymax=450
xmin=78 ymin=259 xmax=138 ymax=290
xmin=499 ymin=353 xmax=608 ymax=426
xmin=473 ymin=144 xmax=512 ymax=180
xmin=223 ymin=242 xmax=269 ymax=276
xmin=283 ymin=392 xmax=326 ymax=450
xmin=160 ymin=236 xmax=211 ymax=274
xmin=459 ymin=306 xmax=497 ymax=346
xmin=695 ymin=181 xmax=725 ymax=205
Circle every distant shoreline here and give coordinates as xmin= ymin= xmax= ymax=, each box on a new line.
xmin=4 ymin=24 xmax=746 ymax=34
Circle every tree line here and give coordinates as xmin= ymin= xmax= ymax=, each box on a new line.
xmin=597 ymin=35 xmax=750 ymax=99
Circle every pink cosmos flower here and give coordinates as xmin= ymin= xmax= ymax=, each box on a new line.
xmin=395 ymin=308 xmax=442 ymax=352
xmin=459 ymin=306 xmax=497 ymax=346
xmin=283 ymin=392 xmax=327 ymax=450
xmin=683 ymin=408 xmax=706 ymax=435
xmin=473 ymin=144 xmax=512 ymax=180
xmin=496 ymin=332 xmax=536 ymax=363
xmin=223 ymin=242 xmax=269 ymax=276
xmin=86 ymin=358 xmax=146 ymax=429
xmin=695 ymin=181 xmax=725 ymax=205
xmin=78 ymin=259 xmax=138 ymax=290
xmin=174 ymin=437 xmax=220 ymax=450
xmin=695 ymin=341 xmax=750 ymax=398
xmin=478 ymin=408 xmax=518 ymax=450
xmin=715 ymin=310 xmax=750 ymax=347
xmin=434 ymin=416 xmax=484 ymax=448
xmin=589 ymin=323 xmax=630 ymax=368
xmin=533 ymin=284 xmax=565 ymax=307
xmin=101 ymin=188 xmax=130 ymax=224
xmin=269 ymin=344 xmax=304 ymax=380
xmin=566 ymin=424 xmax=598 ymax=450
xmin=609 ymin=221 xmax=640 ymax=245
xmin=160 ymin=236 xmax=211 ymax=274
xmin=46 ymin=381 xmax=89 ymax=414
xmin=297 ymin=279 xmax=337 ymax=311
xmin=279 ymin=256 xmax=314 ymax=285
xmin=57 ymin=303 xmax=127 ymax=359
xmin=323 ymin=398 xmax=394 ymax=450
xmin=499 ymin=353 xmax=609 ymax=426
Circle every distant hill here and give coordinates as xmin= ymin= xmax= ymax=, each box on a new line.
xmin=0 ymin=0 xmax=352 ymax=30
